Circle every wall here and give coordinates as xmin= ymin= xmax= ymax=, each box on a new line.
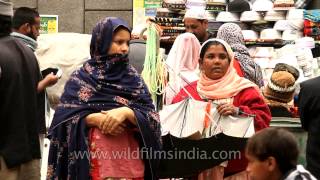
xmin=11 ymin=0 xmax=133 ymax=34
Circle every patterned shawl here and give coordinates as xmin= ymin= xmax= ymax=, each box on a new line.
xmin=217 ymin=23 xmax=264 ymax=87
xmin=47 ymin=17 xmax=161 ymax=180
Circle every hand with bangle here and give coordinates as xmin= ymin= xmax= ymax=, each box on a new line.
xmin=216 ymin=103 xmax=240 ymax=116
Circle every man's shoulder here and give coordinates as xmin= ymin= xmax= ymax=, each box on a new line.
xmin=0 ymin=36 xmax=36 ymax=61
xmin=301 ymin=76 xmax=320 ymax=89
xmin=0 ymin=35 xmax=14 ymax=44
xmin=0 ymin=36 xmax=16 ymax=56
xmin=1 ymin=35 xmax=23 ymax=48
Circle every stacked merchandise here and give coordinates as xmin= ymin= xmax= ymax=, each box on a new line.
xmin=252 ymin=47 xmax=275 ymax=84
xmin=206 ymin=0 xmax=228 ymax=35
xmin=260 ymin=10 xmax=286 ymax=42
xmin=302 ymin=10 xmax=320 ymax=76
xmin=252 ymin=0 xmax=273 ymax=11
xmin=280 ymin=9 xmax=304 ymax=41
xmin=240 ymin=11 xmax=264 ymax=43
xmin=153 ymin=0 xmax=318 ymax=78
xmin=216 ymin=11 xmax=239 ymax=22
xmin=213 ymin=11 xmax=240 ymax=35
xmin=239 ymin=1 xmax=304 ymax=45
xmin=273 ymin=0 xmax=295 ymax=10
xmin=296 ymin=47 xmax=314 ymax=78
xmin=162 ymin=0 xmax=186 ymax=9
xmin=186 ymin=0 xmax=206 ymax=9
xmin=224 ymin=0 xmax=319 ymax=85
xmin=303 ymin=10 xmax=320 ymax=41
xmin=156 ymin=0 xmax=228 ymax=43
xmin=156 ymin=0 xmax=186 ymax=43
xmin=206 ymin=0 xmax=226 ymax=11
xmin=241 ymin=0 xmax=274 ymax=44
xmin=206 ymin=0 xmax=247 ymax=36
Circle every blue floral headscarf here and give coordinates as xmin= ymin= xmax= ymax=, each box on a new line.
xmin=47 ymin=17 xmax=161 ymax=180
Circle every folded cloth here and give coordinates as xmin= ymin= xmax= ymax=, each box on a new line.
xmin=304 ymin=10 xmax=320 ymax=23
xmin=304 ymin=19 xmax=320 ymax=28
xmin=304 ymin=27 xmax=320 ymax=36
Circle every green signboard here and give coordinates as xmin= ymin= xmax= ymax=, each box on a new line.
xmin=144 ymin=0 xmax=162 ymax=8
xmin=40 ymin=15 xmax=58 ymax=34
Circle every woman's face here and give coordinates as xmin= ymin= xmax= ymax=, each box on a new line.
xmin=200 ymin=44 xmax=230 ymax=80
xmin=108 ymin=28 xmax=130 ymax=55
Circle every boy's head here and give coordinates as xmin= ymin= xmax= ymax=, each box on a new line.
xmin=245 ymin=128 xmax=299 ymax=180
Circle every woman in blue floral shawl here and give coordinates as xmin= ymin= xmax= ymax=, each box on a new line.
xmin=47 ymin=17 xmax=161 ymax=180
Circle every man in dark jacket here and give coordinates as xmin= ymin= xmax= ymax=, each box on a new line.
xmin=11 ymin=7 xmax=59 ymax=156
xmin=298 ymin=76 xmax=320 ymax=179
xmin=0 ymin=1 xmax=41 ymax=179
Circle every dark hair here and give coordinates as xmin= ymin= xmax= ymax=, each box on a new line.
xmin=12 ymin=7 xmax=39 ymax=29
xmin=246 ymin=127 xmax=299 ymax=174
xmin=0 ymin=15 xmax=12 ymax=37
xmin=199 ymin=40 xmax=229 ymax=63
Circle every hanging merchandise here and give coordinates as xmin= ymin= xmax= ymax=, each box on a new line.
xmin=158 ymin=81 xmax=254 ymax=178
xmin=141 ymin=22 xmax=167 ymax=110
xmin=160 ymin=98 xmax=255 ymax=139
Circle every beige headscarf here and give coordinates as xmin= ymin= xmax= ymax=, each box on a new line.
xmin=197 ymin=38 xmax=258 ymax=99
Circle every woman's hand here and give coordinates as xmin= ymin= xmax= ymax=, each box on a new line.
xmin=216 ymin=103 xmax=238 ymax=116
xmin=100 ymin=107 xmax=136 ymax=135
xmin=105 ymin=123 xmax=127 ymax=136
xmin=85 ymin=112 xmax=106 ymax=128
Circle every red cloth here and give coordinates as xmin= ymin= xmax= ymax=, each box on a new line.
xmin=233 ymin=58 xmax=244 ymax=77
xmin=172 ymin=81 xmax=271 ymax=174
xmin=304 ymin=19 xmax=320 ymax=28
xmin=304 ymin=27 xmax=320 ymax=36
xmin=89 ymin=128 xmax=144 ymax=180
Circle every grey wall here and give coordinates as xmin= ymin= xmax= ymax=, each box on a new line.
xmin=11 ymin=0 xmax=133 ymax=34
